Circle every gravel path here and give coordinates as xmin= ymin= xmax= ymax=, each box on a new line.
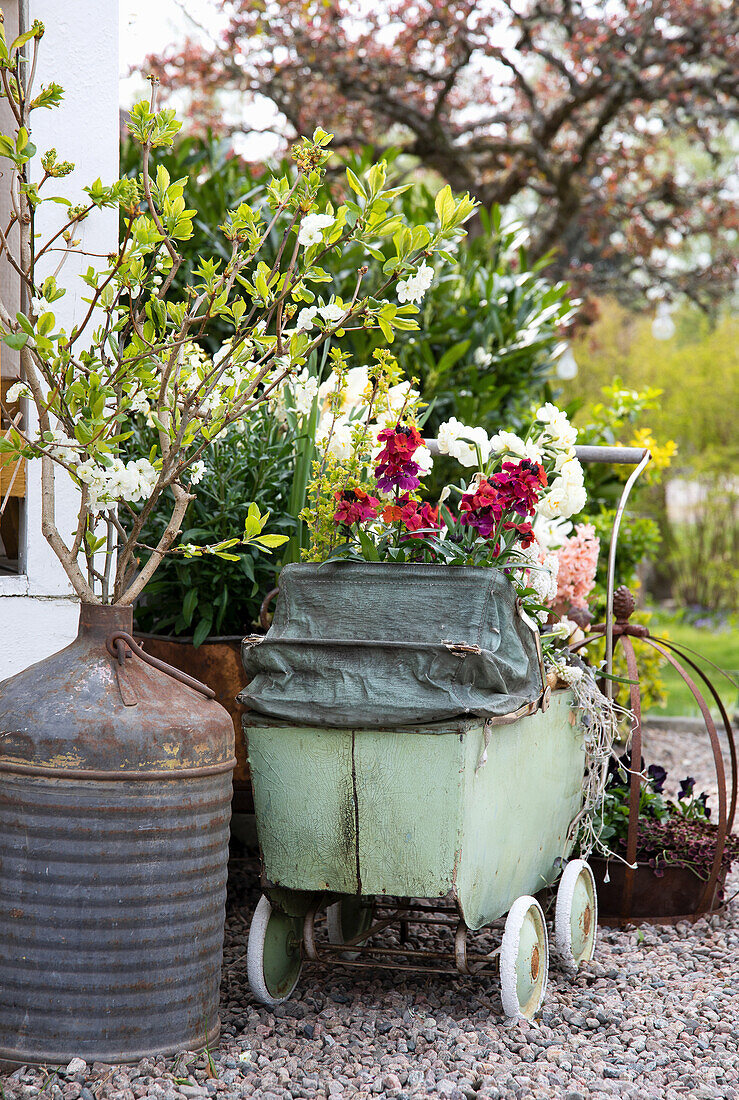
xmin=3 ymin=727 xmax=738 ymax=1100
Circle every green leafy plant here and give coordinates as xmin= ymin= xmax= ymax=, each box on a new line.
xmin=595 ymin=753 xmax=739 ymax=881
xmin=667 ymin=476 xmax=739 ymax=614
xmin=121 ymin=136 xmax=575 ymax=438
xmin=0 ymin=24 xmax=476 ymax=606
xmin=132 ymin=407 xmax=295 ymax=644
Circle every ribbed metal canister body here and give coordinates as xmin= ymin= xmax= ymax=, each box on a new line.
xmin=0 ymin=772 xmax=231 ymax=1064
xmin=0 ymin=605 xmax=235 ymax=1065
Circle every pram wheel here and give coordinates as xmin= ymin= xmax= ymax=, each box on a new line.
xmin=500 ymin=895 xmax=549 ymax=1019
xmin=247 ymin=894 xmax=303 ymax=1005
xmin=555 ymin=858 xmax=597 ymax=970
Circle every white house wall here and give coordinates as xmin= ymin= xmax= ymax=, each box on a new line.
xmin=0 ymin=0 xmax=119 ymax=678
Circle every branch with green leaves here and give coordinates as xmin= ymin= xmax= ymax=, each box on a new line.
xmin=0 ymin=17 xmax=476 ymax=604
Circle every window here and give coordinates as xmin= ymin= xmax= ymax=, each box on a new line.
xmin=0 ymin=360 xmax=25 ymax=574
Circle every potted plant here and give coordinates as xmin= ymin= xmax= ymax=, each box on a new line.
xmin=243 ymin=352 xmax=590 ymax=726
xmin=129 ymin=406 xmax=295 ymax=809
xmin=0 ymin=21 xmax=475 ymax=1064
xmin=591 ymin=754 xmax=739 ymax=923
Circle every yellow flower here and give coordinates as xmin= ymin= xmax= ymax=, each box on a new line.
xmin=629 ymin=428 xmax=678 ymax=477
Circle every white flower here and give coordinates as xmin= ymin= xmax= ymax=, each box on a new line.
xmin=317 ymin=419 xmax=354 ymax=461
xmin=40 ymin=427 xmax=82 ymax=464
xmin=437 ymin=417 xmax=490 ymax=467
xmin=386 ymin=380 xmax=418 ymax=414
xmin=518 ymin=544 xmax=559 ymax=608
xmin=489 ymin=430 xmax=543 ymax=463
xmin=295 ymin=305 xmax=319 ymax=331
xmin=317 ymin=365 xmax=370 ymax=420
xmin=6 ymin=380 xmax=31 ymax=402
xmin=414 ymin=444 xmax=433 ymax=475
xmin=127 ymin=389 xmax=150 ymax=415
xmin=537 ymin=457 xmax=587 ymax=520
xmin=558 ymin=456 xmax=585 ymax=486
xmin=76 ymin=456 xmax=158 ymax=513
xmin=397 ymin=262 xmax=434 ymax=305
xmin=189 ymin=460 xmax=206 ymax=485
xmin=536 ymin=402 xmax=578 ymax=451
xmin=319 ymin=302 xmax=344 ymax=325
xmin=533 ymin=514 xmax=572 ymax=552
xmin=287 ymin=369 xmax=319 ymax=417
xmin=298 ymin=213 xmax=334 ymax=247
xmin=472 ymin=346 xmax=493 ymax=368
xmin=550 ymin=658 xmax=584 ymax=685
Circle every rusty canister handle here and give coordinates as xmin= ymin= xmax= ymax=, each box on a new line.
xmin=106 ymin=631 xmax=217 ymax=699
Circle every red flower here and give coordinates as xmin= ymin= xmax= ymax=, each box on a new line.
xmin=503 ymin=519 xmax=536 ymax=548
xmin=382 ymin=496 xmax=440 ymax=538
xmin=333 ymin=487 xmax=380 ymax=527
xmin=375 ymin=422 xmax=424 ymax=494
xmin=459 ymin=477 xmax=504 ymax=539
xmin=491 ymin=459 xmax=547 ymax=518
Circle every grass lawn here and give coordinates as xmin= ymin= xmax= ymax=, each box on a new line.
xmin=645 ymin=608 xmax=739 ymax=718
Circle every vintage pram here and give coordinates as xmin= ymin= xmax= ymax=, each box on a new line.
xmin=239 ymin=445 xmax=649 ymax=1018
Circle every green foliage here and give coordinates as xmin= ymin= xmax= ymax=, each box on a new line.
xmin=121 ymin=136 xmax=574 ymax=431
xmin=567 ymin=381 xmax=667 ymax=615
xmin=667 ymin=477 xmax=739 ymax=614
xmin=3 ymin=34 xmax=475 ymax=608
xmin=394 ymin=206 xmax=576 ymax=435
xmin=588 ymin=612 xmax=667 ymax=712
xmin=596 ymin=754 xmax=711 ymax=849
xmin=565 ymin=299 xmax=738 ymax=470
xmin=132 ymin=407 xmax=295 ymax=642
xmin=645 ymin=606 xmax=739 ymax=718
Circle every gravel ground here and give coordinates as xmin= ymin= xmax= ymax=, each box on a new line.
xmin=3 ymin=727 xmax=738 ymax=1100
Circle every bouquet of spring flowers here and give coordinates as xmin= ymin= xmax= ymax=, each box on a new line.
xmin=299 ymin=353 xmax=588 ymax=627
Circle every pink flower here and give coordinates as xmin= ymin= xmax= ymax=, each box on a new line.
xmin=554 ymin=523 xmax=600 ymax=612
xmin=333 ymin=487 xmax=380 ymax=527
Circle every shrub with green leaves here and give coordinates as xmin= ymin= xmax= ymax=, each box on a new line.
xmin=121 ymin=137 xmax=575 ymax=434
xmin=0 ymin=21 xmax=475 ymax=607
xmin=132 ymin=407 xmax=295 ymax=643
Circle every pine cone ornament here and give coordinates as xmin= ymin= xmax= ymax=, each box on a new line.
xmin=613 ymin=585 xmax=636 ymax=622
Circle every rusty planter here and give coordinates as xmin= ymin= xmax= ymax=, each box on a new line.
xmin=135 ymin=633 xmax=252 ymax=812
xmin=591 ymin=857 xmax=727 ymax=926
xmin=0 ymin=605 xmax=235 ymax=1066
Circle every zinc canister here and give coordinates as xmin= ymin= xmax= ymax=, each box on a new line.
xmin=0 ymin=603 xmax=235 ymax=1066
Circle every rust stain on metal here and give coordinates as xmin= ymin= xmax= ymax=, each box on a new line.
xmin=137 ymin=634 xmax=253 ymax=809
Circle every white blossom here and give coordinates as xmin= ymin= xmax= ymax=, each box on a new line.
xmin=316 ymin=419 xmax=354 ymax=461
xmin=317 ymin=365 xmax=370 ymax=421
xmin=287 ymin=369 xmax=319 ymax=417
xmin=39 ymin=427 xmax=82 ymax=464
xmin=397 ymin=262 xmax=434 ymax=305
xmin=537 ymin=456 xmax=587 ymax=520
xmin=295 ymin=305 xmax=319 ymax=330
xmin=319 ymin=302 xmax=345 ymax=324
xmin=550 ymin=659 xmax=585 ymax=685
xmin=6 ymin=380 xmax=31 ymax=402
xmin=472 ymin=346 xmax=493 ymax=368
xmin=414 ymin=444 xmax=433 ymax=475
xmin=489 ymin=429 xmax=543 ymax=463
xmin=189 ymin=460 xmax=206 ymax=485
xmin=533 ymin=514 xmax=572 ymax=552
xmin=127 ymin=389 xmax=150 ymax=415
xmin=437 ymin=417 xmax=490 ymax=467
xmin=76 ymin=456 xmax=158 ymax=513
xmin=536 ymin=402 xmax=578 ymax=451
xmin=298 ymin=213 xmax=334 ymax=247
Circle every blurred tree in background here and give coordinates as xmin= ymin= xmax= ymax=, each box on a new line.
xmin=145 ymin=0 xmax=738 ymax=308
